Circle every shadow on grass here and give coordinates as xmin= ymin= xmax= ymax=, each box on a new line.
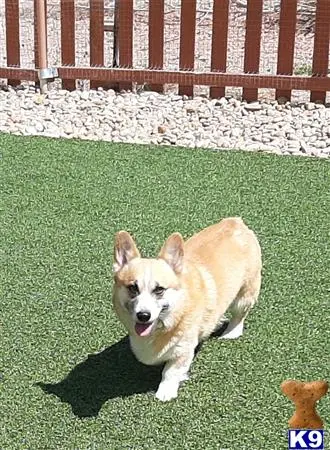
xmin=37 ymin=321 xmax=229 ymax=418
xmin=37 ymin=336 xmax=163 ymax=418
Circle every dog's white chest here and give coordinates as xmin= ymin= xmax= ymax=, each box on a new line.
xmin=129 ymin=335 xmax=177 ymax=366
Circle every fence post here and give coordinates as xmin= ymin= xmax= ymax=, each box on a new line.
xmin=34 ymin=0 xmax=48 ymax=92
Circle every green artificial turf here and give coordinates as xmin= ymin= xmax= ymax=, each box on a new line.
xmin=1 ymin=134 xmax=329 ymax=450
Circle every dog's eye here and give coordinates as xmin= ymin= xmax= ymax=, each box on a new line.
xmin=127 ymin=282 xmax=139 ymax=297
xmin=153 ymin=286 xmax=166 ymax=296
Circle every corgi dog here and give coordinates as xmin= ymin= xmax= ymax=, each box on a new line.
xmin=112 ymin=217 xmax=262 ymax=401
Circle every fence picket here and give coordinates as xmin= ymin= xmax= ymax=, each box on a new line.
xmin=243 ymin=0 xmax=263 ymax=102
xmin=61 ymin=0 xmax=75 ymax=90
xmin=179 ymin=0 xmax=197 ymax=96
xmin=311 ymin=0 xmax=330 ymax=103
xmin=149 ymin=0 xmax=165 ymax=93
xmin=90 ymin=0 xmax=104 ymax=89
xmin=5 ymin=0 xmax=20 ymax=86
xmin=210 ymin=0 xmax=230 ymax=99
xmin=117 ymin=0 xmax=133 ymax=91
xmin=276 ymin=0 xmax=298 ymax=101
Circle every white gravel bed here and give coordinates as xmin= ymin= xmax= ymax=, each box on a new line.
xmin=0 ymin=85 xmax=329 ymax=158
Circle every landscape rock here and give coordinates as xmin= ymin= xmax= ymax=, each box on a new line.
xmin=0 ymin=85 xmax=328 ymax=158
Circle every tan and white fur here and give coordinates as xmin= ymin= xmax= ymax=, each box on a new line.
xmin=112 ymin=217 xmax=262 ymax=401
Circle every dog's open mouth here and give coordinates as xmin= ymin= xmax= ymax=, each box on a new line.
xmin=135 ymin=322 xmax=154 ymax=337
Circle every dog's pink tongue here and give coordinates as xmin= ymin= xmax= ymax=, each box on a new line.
xmin=135 ymin=323 xmax=153 ymax=337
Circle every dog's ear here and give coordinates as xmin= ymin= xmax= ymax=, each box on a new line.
xmin=158 ymin=232 xmax=184 ymax=274
xmin=113 ymin=231 xmax=140 ymax=272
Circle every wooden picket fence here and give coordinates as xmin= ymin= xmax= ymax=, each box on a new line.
xmin=1 ymin=0 xmax=330 ymax=102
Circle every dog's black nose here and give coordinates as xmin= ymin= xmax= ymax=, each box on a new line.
xmin=136 ymin=311 xmax=151 ymax=322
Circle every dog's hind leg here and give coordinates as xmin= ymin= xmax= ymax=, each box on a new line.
xmin=220 ymin=271 xmax=261 ymax=340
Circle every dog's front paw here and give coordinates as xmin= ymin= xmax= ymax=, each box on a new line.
xmin=155 ymin=381 xmax=179 ymax=402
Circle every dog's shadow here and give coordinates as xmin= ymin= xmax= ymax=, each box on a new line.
xmin=37 ymin=336 xmax=163 ymax=418
xmin=37 ymin=322 xmax=229 ymax=418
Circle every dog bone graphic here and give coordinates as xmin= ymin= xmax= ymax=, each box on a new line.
xmin=281 ymin=379 xmax=328 ymax=429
